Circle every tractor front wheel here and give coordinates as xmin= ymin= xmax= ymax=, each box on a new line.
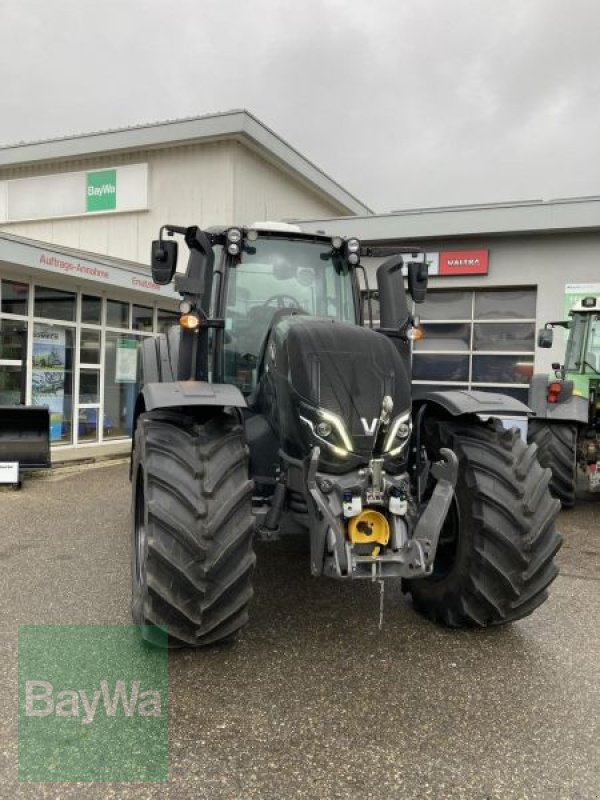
xmin=406 ymin=418 xmax=562 ymax=627
xmin=131 ymin=409 xmax=255 ymax=647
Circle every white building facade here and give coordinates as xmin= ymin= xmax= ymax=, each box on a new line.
xmin=0 ymin=111 xmax=369 ymax=449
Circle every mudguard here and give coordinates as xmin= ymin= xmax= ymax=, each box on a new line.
xmin=412 ymin=388 xmax=531 ymax=418
xmin=528 ymin=374 xmax=589 ymax=424
xmin=141 ymin=381 xmax=246 ymax=412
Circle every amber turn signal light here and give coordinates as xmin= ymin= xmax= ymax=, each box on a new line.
xmin=180 ymin=312 xmax=201 ymax=330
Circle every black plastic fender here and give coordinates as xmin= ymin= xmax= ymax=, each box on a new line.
xmin=412 ymin=388 xmax=531 ymax=419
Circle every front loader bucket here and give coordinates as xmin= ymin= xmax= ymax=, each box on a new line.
xmin=0 ymin=406 xmax=51 ymax=468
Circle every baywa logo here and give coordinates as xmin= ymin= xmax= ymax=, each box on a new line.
xmin=86 ymin=169 xmax=117 ymax=212
xmin=19 ymin=625 xmax=168 ymax=782
xmin=25 ymin=679 xmax=162 ymax=725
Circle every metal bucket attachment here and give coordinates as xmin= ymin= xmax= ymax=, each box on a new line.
xmin=0 ymin=406 xmax=51 ymax=468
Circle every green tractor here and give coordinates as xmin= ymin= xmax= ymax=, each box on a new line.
xmin=529 ymin=296 xmax=600 ymax=507
xmin=130 ymin=222 xmax=561 ymax=647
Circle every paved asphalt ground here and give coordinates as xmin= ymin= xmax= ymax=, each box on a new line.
xmin=1 ymin=461 xmax=599 ymax=799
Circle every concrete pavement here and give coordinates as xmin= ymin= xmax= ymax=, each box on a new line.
xmin=1 ymin=463 xmax=599 ymax=799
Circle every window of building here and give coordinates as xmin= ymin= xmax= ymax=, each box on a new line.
xmin=157 ymin=309 xmax=179 ymax=334
xmin=106 ymin=299 xmax=130 ymax=329
xmin=81 ymin=294 xmax=102 ymax=325
xmin=132 ymin=304 xmax=154 ymax=332
xmin=34 ymin=285 xmax=77 ymax=322
xmin=413 ymin=288 xmax=537 ymax=402
xmin=1 ymin=280 xmax=29 ymax=315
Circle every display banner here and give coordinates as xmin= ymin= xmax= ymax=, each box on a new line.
xmin=32 ymin=327 xmax=66 ymax=441
xmin=115 ymin=339 xmax=138 ymax=383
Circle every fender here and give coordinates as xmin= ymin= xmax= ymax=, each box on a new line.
xmin=139 ymin=380 xmax=246 ymax=414
xmin=412 ymin=388 xmax=531 ymax=418
xmin=528 ymin=373 xmax=589 ymax=424
xmin=530 ymin=393 xmax=589 ymax=425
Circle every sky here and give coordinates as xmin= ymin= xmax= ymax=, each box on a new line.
xmin=0 ymin=0 xmax=599 ymax=213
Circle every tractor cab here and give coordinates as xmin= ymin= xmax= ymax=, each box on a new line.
xmin=219 ymin=225 xmax=361 ymax=394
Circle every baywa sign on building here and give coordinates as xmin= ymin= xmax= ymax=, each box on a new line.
xmin=86 ymin=169 xmax=117 ymax=212
xmin=0 ymin=163 xmax=147 ymax=222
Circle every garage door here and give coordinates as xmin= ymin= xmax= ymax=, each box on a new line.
xmin=412 ymin=288 xmax=536 ymax=402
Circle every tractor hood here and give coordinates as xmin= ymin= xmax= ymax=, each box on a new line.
xmin=258 ymin=316 xmax=412 ymax=472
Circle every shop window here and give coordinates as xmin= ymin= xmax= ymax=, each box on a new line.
xmin=0 ymin=319 xmax=27 ymax=360
xmin=34 ymin=285 xmax=76 ymax=322
xmin=106 ymin=299 xmax=130 ymax=329
xmin=415 ymin=322 xmax=471 ymax=352
xmin=79 ymin=369 xmax=100 ymax=404
xmin=32 ymin=323 xmax=74 ymax=444
xmin=1 ymin=279 xmax=29 ymax=316
xmin=474 ymin=289 xmax=536 ymax=320
xmin=0 ymin=365 xmax=24 ymax=404
xmin=80 ymin=329 xmax=101 ymax=364
xmin=472 ymin=354 xmax=534 ymax=384
xmin=412 ymin=354 xmax=470 ymax=383
xmin=103 ymin=332 xmax=139 ymax=439
xmin=473 ymin=322 xmax=535 ymax=352
xmin=81 ymin=294 xmax=102 ymax=325
xmin=420 ymin=291 xmax=472 ymax=320
xmin=132 ymin=304 xmax=154 ymax=332
xmin=157 ymin=309 xmax=179 ymax=334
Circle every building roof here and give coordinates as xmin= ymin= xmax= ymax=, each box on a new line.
xmin=0 ymin=110 xmax=372 ymax=217
xmin=296 ymin=196 xmax=600 ymax=241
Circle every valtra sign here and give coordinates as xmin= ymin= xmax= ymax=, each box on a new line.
xmin=439 ymin=250 xmax=488 ymax=275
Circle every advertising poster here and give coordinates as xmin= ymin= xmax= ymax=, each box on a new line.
xmin=32 ymin=327 xmax=66 ymax=441
xmin=115 ymin=338 xmax=138 ymax=383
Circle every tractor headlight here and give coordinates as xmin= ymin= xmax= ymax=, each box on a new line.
xmin=299 ymin=406 xmax=353 ymax=457
xmin=384 ymin=411 xmax=412 ymax=456
xmin=227 ymin=228 xmax=242 ymax=255
xmin=345 ymin=238 xmax=360 ymax=267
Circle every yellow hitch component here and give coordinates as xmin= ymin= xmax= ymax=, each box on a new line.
xmin=348 ymin=510 xmax=390 ymax=546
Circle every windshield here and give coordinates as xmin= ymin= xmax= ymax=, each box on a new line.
xmin=223 ymin=237 xmax=357 ymax=392
xmin=565 ymin=313 xmax=600 ymax=373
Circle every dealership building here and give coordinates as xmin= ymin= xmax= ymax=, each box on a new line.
xmin=0 ymin=109 xmax=599 ymax=450
xmin=0 ymin=111 xmax=368 ymax=449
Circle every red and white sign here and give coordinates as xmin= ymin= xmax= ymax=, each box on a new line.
xmin=439 ymin=250 xmax=488 ymax=275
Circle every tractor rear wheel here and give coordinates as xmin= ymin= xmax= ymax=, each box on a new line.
xmin=131 ymin=409 xmax=255 ymax=647
xmin=406 ymin=418 xmax=562 ymax=627
xmin=528 ymin=420 xmax=578 ymax=508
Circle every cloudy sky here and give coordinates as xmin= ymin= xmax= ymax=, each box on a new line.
xmin=1 ymin=0 xmax=598 ymax=213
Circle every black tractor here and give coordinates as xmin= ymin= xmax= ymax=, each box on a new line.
xmin=131 ymin=223 xmax=561 ymax=647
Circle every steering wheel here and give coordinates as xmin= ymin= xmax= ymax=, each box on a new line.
xmin=262 ymin=294 xmax=302 ymax=310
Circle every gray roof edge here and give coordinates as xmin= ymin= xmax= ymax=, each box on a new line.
xmin=0 ymin=110 xmax=372 ymax=217
xmin=296 ymin=196 xmax=600 ymax=239
xmin=0 ymin=230 xmax=150 ymax=274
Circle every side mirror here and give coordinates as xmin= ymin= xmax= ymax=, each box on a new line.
xmin=407 ymin=261 xmax=428 ymax=304
xmin=151 ymin=239 xmax=178 ymax=285
xmin=537 ymin=328 xmax=554 ymax=348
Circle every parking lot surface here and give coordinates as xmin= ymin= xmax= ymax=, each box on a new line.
xmin=1 ymin=462 xmax=599 ymax=799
